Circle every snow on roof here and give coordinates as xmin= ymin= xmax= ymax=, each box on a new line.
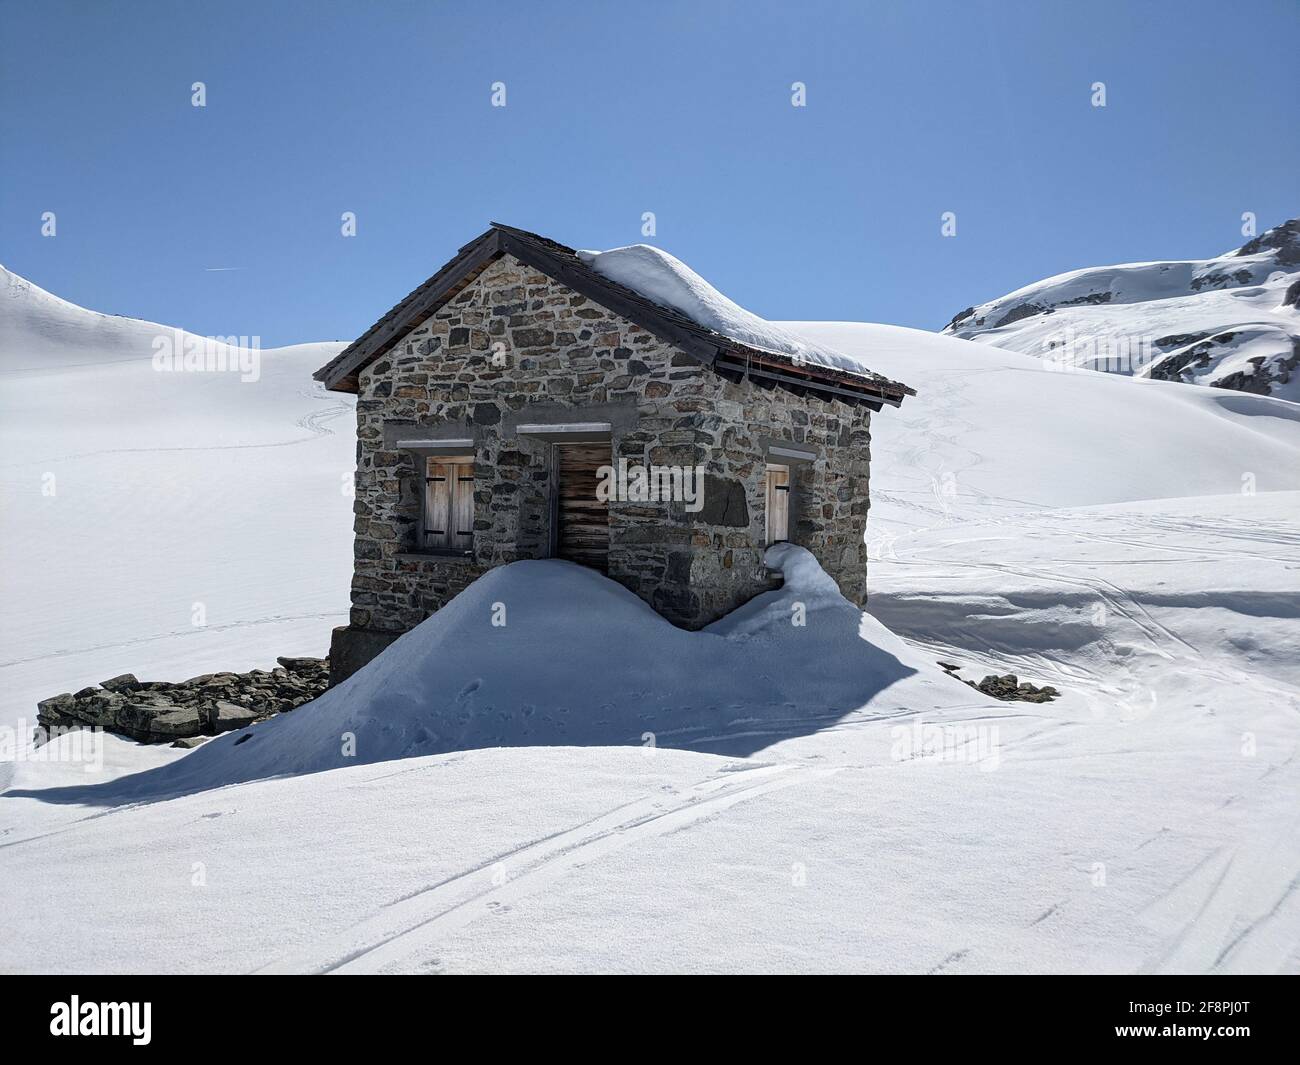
xmin=317 ymin=224 xmax=913 ymax=401
xmin=575 ymin=243 xmax=876 ymax=379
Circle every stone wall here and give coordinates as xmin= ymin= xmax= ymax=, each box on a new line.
xmin=346 ymin=252 xmax=872 ymax=647
xmin=685 ymin=373 xmax=873 ymax=620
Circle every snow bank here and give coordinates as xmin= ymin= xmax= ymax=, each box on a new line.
xmin=576 ymin=244 xmax=872 ymax=377
xmin=28 ymin=547 xmax=923 ymax=801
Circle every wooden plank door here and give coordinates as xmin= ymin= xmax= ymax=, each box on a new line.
xmin=555 ymin=442 xmax=611 ymax=572
xmin=765 ymin=463 xmax=790 ymax=543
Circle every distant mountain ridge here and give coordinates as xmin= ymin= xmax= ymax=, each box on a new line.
xmin=943 ymin=218 xmax=1300 ymax=401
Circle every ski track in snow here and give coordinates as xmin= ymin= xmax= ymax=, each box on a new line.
xmin=256 ymin=761 xmax=838 ymax=974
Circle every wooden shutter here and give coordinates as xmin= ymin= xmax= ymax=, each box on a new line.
xmin=424 ymin=456 xmax=473 ymax=553
xmin=452 ymin=461 xmax=475 ymax=549
xmin=424 ymin=459 xmax=451 ymax=550
xmin=765 ymin=464 xmax=790 ymax=543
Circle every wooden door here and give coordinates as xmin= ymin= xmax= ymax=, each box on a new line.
xmin=555 ymin=442 xmax=611 ymax=572
xmin=765 ymin=463 xmax=790 ymax=544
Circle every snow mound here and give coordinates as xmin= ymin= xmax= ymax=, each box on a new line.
xmin=942 ymin=218 xmax=1300 ymax=401
xmin=31 ymin=547 xmax=923 ymax=801
xmin=576 ymin=243 xmax=870 ymax=378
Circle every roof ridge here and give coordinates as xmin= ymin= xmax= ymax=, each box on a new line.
xmin=315 ymin=223 xmax=914 ymax=405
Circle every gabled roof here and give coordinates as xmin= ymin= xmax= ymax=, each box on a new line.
xmin=314 ymin=223 xmax=915 ymax=409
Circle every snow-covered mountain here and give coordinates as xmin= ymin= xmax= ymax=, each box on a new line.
xmin=943 ymin=218 xmax=1300 ymax=401
xmin=3 ymin=262 xmax=1300 ymax=974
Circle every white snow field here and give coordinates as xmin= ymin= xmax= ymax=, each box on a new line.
xmin=3 ymin=264 xmax=1300 ymax=974
xmin=943 ymin=218 xmax=1300 ymax=401
xmin=0 ymin=266 xmax=354 ymax=734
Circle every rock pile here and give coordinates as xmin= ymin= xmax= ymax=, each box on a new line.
xmin=35 ymin=657 xmax=328 ymax=746
xmin=938 ymin=662 xmax=1060 ymax=703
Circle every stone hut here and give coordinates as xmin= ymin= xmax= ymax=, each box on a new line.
xmin=315 ymin=224 xmax=913 ymax=682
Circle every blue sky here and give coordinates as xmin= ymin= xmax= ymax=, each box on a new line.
xmin=2 ymin=0 xmax=1296 ymax=347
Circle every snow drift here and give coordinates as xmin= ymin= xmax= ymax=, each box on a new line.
xmin=19 ymin=545 xmax=924 ymax=801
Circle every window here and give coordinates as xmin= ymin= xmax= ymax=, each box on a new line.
xmin=423 ymin=455 xmax=475 ymax=553
xmin=765 ymin=463 xmax=790 ymax=544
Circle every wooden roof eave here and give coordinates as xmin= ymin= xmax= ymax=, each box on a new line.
xmin=713 ymin=347 xmax=908 ymax=408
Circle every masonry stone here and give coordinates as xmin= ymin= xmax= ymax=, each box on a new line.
xmin=335 ymin=253 xmax=874 ymax=680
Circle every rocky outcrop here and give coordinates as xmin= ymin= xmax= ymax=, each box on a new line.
xmin=993 ymin=301 xmax=1050 ymax=328
xmin=1145 ymin=330 xmax=1299 ymax=396
xmin=1233 ymin=217 xmax=1300 ymax=267
xmin=968 ymin=673 xmax=1060 ymax=703
xmin=35 ymin=657 xmax=328 ymax=745
xmin=938 ymin=662 xmax=1060 ymax=703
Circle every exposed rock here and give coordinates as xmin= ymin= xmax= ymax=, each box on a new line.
xmin=210 ymin=700 xmax=259 ymax=734
xmin=35 ymin=657 xmax=329 ymax=744
xmin=993 ymin=301 xmax=1050 ymax=328
xmin=938 ymin=663 xmax=1060 ymax=703
xmin=946 ymin=307 xmax=975 ymax=330
xmin=1152 ymin=331 xmax=1214 ymax=351
xmin=1233 ymin=217 xmax=1300 ymax=267
xmin=276 ymin=656 xmax=324 ymax=674
xmin=170 ymin=736 xmax=209 ymax=750
xmin=149 ymin=707 xmax=204 ymax=737
xmin=37 ymin=692 xmax=76 ymax=716
xmin=969 ymin=672 xmax=1060 ymax=703
xmin=1058 ymin=291 xmax=1113 ymax=307
xmin=1189 ymin=267 xmax=1254 ymax=292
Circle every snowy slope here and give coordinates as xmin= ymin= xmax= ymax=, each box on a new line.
xmin=3 ymin=264 xmax=1300 ymax=974
xmin=0 ymin=265 xmax=354 ymax=731
xmin=786 ymin=321 xmax=1300 ymax=536
xmin=943 ymin=218 xmax=1300 ymax=401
